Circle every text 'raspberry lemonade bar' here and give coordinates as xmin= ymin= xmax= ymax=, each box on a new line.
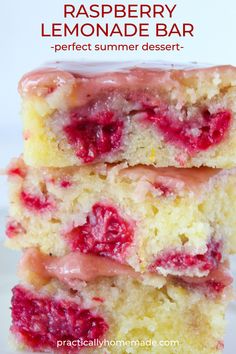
xmin=19 ymin=62 xmax=236 ymax=168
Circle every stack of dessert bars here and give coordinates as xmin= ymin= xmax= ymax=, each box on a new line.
xmin=6 ymin=62 xmax=236 ymax=354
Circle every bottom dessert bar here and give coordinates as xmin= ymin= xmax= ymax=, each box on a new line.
xmin=10 ymin=272 xmax=231 ymax=354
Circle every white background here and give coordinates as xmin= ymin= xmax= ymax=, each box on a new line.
xmin=0 ymin=1 xmax=236 ymax=352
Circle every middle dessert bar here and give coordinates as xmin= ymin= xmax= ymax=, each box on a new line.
xmin=6 ymin=157 xmax=236 ymax=281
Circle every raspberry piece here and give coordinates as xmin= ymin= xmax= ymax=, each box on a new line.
xmin=179 ymin=276 xmax=230 ymax=295
xmin=66 ymin=203 xmax=134 ymax=262
xmin=20 ymin=190 xmax=53 ymax=212
xmin=7 ymin=159 xmax=27 ymax=179
xmin=7 ymin=167 xmax=26 ymax=178
xmin=153 ymin=182 xmax=172 ymax=196
xmin=64 ymin=110 xmax=123 ymax=163
xmin=60 ymin=180 xmax=72 ymax=188
xmin=92 ymin=297 xmax=105 ymax=303
xmin=5 ymin=220 xmax=25 ymax=238
xmin=144 ymin=108 xmax=231 ymax=154
xmin=150 ymin=240 xmax=222 ymax=273
xmin=11 ymin=286 xmax=108 ymax=352
xmin=206 ymin=280 xmax=226 ymax=293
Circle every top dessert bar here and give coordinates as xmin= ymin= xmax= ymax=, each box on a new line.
xmin=19 ymin=61 xmax=236 ymax=168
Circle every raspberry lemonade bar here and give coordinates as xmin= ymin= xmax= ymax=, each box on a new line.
xmin=19 ymin=62 xmax=236 ymax=168
xmin=6 ymin=157 xmax=236 ymax=289
xmin=11 ymin=275 xmax=230 ymax=354
xmin=7 ymin=61 xmax=236 ymax=354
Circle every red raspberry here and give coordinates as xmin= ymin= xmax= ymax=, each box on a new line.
xmin=153 ymin=182 xmax=172 ymax=196
xmin=7 ymin=167 xmax=26 ymax=178
xmin=5 ymin=220 xmax=25 ymax=238
xmin=64 ymin=110 xmax=123 ymax=163
xmin=11 ymin=286 xmax=108 ymax=352
xmin=66 ymin=203 xmax=134 ymax=262
xmin=20 ymin=191 xmax=53 ymax=212
xmin=144 ymin=108 xmax=231 ymax=154
xmin=150 ymin=240 xmax=222 ymax=273
xmin=60 ymin=180 xmax=72 ymax=188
